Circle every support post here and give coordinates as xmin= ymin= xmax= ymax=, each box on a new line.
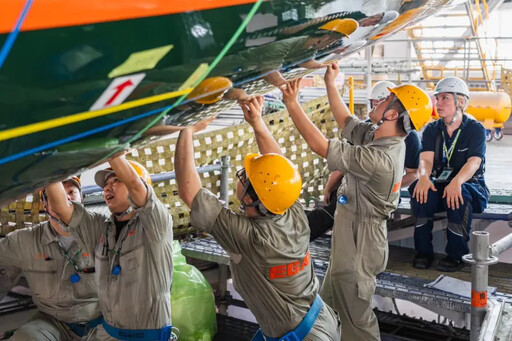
xmin=220 ymin=155 xmax=230 ymax=208
xmin=471 ymin=232 xmax=489 ymax=340
xmin=348 ymin=76 xmax=354 ymax=115
xmin=366 ymin=46 xmax=372 ymax=115
xmin=217 ymin=155 xmax=230 ymax=314
xmin=462 ymin=231 xmax=498 ymax=341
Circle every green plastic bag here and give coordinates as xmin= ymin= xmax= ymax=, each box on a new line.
xmin=171 ymin=241 xmax=217 ymax=341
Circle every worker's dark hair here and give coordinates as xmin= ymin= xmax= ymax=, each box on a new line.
xmin=245 ymin=181 xmax=259 ymax=203
xmin=245 ymin=180 xmax=275 ymax=217
xmin=388 ymin=99 xmax=408 ymax=134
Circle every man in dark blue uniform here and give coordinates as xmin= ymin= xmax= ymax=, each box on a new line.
xmin=307 ymin=81 xmax=422 ymax=240
xmin=410 ymin=77 xmax=489 ymax=271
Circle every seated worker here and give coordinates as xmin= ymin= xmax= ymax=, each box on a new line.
xmin=280 ymin=63 xmax=431 ymax=340
xmin=0 ymin=177 xmax=104 ymax=340
xmin=307 ymin=80 xmax=422 ymax=241
xmin=45 ymin=156 xmax=176 ymax=340
xmin=175 ymin=97 xmax=341 ymax=341
xmin=410 ymin=77 xmax=489 ymax=272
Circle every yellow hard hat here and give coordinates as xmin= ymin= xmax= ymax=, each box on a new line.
xmin=389 ymin=84 xmax=432 ymax=131
xmin=94 ymin=160 xmax=151 ymax=188
xmin=187 ymin=77 xmax=233 ymax=105
xmin=371 ymin=7 xmax=424 ymax=40
xmin=319 ymin=18 xmax=359 ymax=37
xmin=244 ymin=153 xmax=302 ymax=215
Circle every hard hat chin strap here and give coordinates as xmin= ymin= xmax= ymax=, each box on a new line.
xmin=446 ymin=92 xmax=465 ymax=126
xmin=375 ymin=97 xmax=409 ymax=132
xmin=240 ymin=180 xmax=270 ymax=216
xmin=401 ymin=114 xmax=413 ymax=133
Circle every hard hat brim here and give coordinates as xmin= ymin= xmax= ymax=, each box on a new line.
xmin=63 ymin=178 xmax=81 ymax=191
xmin=243 ymin=153 xmax=259 ymax=181
xmin=94 ymin=169 xmax=115 ymax=188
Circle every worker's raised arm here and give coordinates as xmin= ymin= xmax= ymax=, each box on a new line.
xmin=324 ymin=63 xmax=351 ymax=129
xmin=241 ymin=96 xmax=282 ymax=155
xmin=108 ymin=154 xmax=148 ymax=208
xmin=280 ymin=79 xmax=329 ymax=158
xmin=45 ymin=182 xmax=74 ymax=225
xmin=176 ymin=116 xmax=217 ymax=208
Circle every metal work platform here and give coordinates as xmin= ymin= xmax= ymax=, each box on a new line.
xmin=213 ymin=310 xmax=472 ymax=341
xmin=396 ymin=197 xmax=512 ymax=222
xmin=181 ymin=236 xmax=512 ymax=316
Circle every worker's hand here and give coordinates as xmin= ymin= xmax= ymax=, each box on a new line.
xmin=412 ymin=176 xmax=436 ymax=204
xmin=300 ymin=60 xmax=324 ymax=69
xmin=240 ymin=96 xmax=265 ymax=126
xmin=224 ymin=88 xmax=255 ymax=102
xmin=108 ymin=149 xmax=129 ymax=162
xmin=189 ymin=115 xmax=217 ymax=134
xmin=280 ymin=78 xmax=302 ymax=105
xmin=443 ymin=180 xmax=464 ymax=210
xmin=324 ymin=62 xmax=340 ymax=85
xmin=323 ymin=188 xmax=332 ymax=205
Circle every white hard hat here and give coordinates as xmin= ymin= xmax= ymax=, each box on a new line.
xmin=434 ymin=77 xmax=469 ymax=98
xmin=380 ymin=11 xmax=399 ymax=24
xmin=370 ymin=81 xmax=396 ymax=100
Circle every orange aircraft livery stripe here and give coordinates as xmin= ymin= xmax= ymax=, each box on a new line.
xmin=0 ymin=0 xmax=258 ymax=34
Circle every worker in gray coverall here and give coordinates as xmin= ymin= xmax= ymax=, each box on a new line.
xmin=45 ymin=156 xmax=176 ymax=341
xmin=0 ymin=177 xmax=104 ymax=340
xmin=280 ymin=62 xmax=433 ymax=340
xmin=0 ymin=266 xmax=20 ymax=300
xmin=175 ymin=97 xmax=341 ymax=341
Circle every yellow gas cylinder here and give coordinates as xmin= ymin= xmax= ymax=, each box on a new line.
xmin=466 ymin=91 xmax=511 ymax=129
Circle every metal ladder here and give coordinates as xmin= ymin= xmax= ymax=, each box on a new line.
xmin=406 ymin=0 xmax=502 ymax=91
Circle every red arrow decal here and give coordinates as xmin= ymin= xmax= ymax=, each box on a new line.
xmin=105 ymin=80 xmax=134 ymax=106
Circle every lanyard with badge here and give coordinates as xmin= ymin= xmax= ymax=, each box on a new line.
xmin=102 ymin=226 xmax=129 ymax=276
xmin=437 ymin=129 xmax=461 ymax=181
xmin=57 ymin=242 xmax=94 ymax=283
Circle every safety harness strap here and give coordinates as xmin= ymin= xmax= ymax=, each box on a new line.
xmin=101 ymin=319 xmax=175 ymax=341
xmin=251 ymin=295 xmax=323 ymax=341
xmin=65 ymin=315 xmax=103 ymax=337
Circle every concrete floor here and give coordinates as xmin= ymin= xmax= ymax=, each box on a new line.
xmin=482 ymin=134 xmax=512 ymax=189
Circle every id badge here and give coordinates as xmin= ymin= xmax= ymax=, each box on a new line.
xmin=437 ymin=168 xmax=453 ymax=181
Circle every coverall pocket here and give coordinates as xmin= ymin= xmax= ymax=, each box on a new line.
xmin=120 ymin=246 xmax=143 ymax=283
xmin=94 ymin=256 xmax=109 ymax=290
xmin=353 ymin=280 xmax=377 ymax=327
xmin=357 ymin=280 xmax=376 ymax=302
xmin=369 ymin=241 xmax=388 ymax=275
xmin=23 ymin=260 xmax=57 ymax=299
xmin=72 ymin=272 xmax=97 ymax=299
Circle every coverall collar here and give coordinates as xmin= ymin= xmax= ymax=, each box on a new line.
xmin=371 ymin=135 xmax=405 ymax=145
xmin=40 ymin=221 xmax=60 ymax=246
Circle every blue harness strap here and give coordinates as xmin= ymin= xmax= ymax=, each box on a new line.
xmin=101 ymin=319 xmax=175 ymax=341
xmin=252 ymin=295 xmax=323 ymax=341
xmin=65 ymin=315 xmax=103 ymax=337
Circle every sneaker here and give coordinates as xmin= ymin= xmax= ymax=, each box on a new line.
xmin=412 ymin=254 xmax=433 ymax=269
xmin=436 ymin=256 xmax=464 ymax=272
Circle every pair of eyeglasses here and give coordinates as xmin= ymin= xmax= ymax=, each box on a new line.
xmin=236 ymin=168 xmax=247 ymax=186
